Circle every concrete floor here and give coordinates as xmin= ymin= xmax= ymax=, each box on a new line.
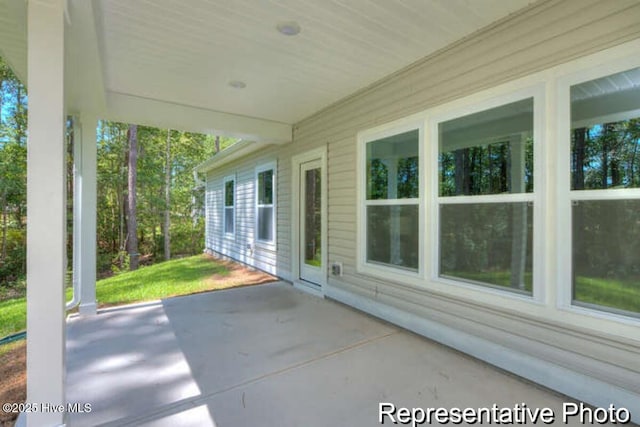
xmin=66 ymin=282 xmax=604 ymax=426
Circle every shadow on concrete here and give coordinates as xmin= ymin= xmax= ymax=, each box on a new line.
xmin=66 ymin=282 xmax=595 ymax=426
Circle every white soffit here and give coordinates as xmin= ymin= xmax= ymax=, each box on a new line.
xmin=95 ymin=0 xmax=536 ymax=125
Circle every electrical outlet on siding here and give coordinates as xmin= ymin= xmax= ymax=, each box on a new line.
xmin=331 ymin=262 xmax=343 ymax=276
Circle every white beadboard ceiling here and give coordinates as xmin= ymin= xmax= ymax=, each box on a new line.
xmin=0 ymin=0 xmax=539 ymax=139
xmin=95 ymin=0 xmax=535 ymax=125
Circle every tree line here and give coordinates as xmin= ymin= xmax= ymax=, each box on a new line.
xmin=0 ymin=55 xmax=234 ymax=291
xmin=96 ymin=122 xmax=233 ymax=274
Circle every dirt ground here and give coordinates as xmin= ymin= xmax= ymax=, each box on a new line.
xmin=0 ymin=258 xmax=275 ymax=427
xmin=0 ymin=341 xmax=26 ymax=427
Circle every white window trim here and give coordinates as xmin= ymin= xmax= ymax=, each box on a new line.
xmin=555 ymin=53 xmax=640 ymax=322
xmin=255 ymin=161 xmax=277 ymax=250
xmin=357 ymin=116 xmax=425 ymax=283
xmin=429 ymin=84 xmax=546 ymax=303
xmin=353 ymin=39 xmax=640 ymax=330
xmin=291 ymin=147 xmax=328 ymax=290
xmin=223 ymin=174 xmax=235 ymax=238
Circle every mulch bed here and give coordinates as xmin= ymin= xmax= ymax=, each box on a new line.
xmin=0 ymin=341 xmax=26 ymax=427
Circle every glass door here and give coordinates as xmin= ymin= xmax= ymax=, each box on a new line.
xmin=299 ymin=160 xmax=323 ymax=285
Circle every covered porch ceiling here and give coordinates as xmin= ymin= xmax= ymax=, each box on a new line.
xmin=0 ymin=0 xmax=536 ymax=143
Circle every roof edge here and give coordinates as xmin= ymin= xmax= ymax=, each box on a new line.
xmin=195 ymin=140 xmax=267 ymax=173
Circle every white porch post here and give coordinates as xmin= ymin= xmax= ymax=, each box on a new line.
xmin=79 ymin=115 xmax=97 ymax=315
xmin=25 ymin=0 xmax=67 ymax=426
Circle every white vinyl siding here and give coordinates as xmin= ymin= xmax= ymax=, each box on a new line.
xmin=204 ymin=148 xmax=287 ymax=277
xmin=202 ymin=0 xmax=640 ymax=417
xmin=290 ymin=1 xmax=640 ymax=417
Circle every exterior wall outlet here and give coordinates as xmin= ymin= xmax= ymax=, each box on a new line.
xmin=331 ymin=262 xmax=343 ymax=276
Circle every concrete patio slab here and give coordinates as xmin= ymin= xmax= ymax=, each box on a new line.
xmin=66 ymin=282 xmax=616 ymax=426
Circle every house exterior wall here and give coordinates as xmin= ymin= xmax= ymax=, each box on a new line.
xmin=205 ymin=144 xmax=291 ymax=278
xmin=204 ymin=0 xmax=640 ymax=416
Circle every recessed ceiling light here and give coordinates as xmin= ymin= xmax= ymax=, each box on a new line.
xmin=229 ymin=80 xmax=246 ymax=89
xmin=277 ymin=21 xmax=301 ymax=36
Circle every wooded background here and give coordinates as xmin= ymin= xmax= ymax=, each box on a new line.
xmin=0 ymin=56 xmax=234 ymax=294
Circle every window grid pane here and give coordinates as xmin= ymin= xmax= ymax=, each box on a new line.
xmin=225 ymin=180 xmax=234 ymax=207
xmin=439 ymin=98 xmax=534 ymax=197
xmin=570 ymin=67 xmax=640 ymax=191
xmin=257 ymin=206 xmax=273 ymax=242
xmin=224 ymin=207 xmax=234 ymax=234
xmin=366 ymin=130 xmax=419 ymax=200
xmin=366 ymin=204 xmax=419 ymax=271
xmin=572 ymin=200 xmax=640 ymax=315
xmin=439 ymin=202 xmax=533 ymax=294
xmin=258 ymin=170 xmax=274 ymax=205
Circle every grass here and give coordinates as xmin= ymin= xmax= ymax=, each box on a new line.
xmin=94 ymin=255 xmax=230 ymax=306
xmin=575 ymin=275 xmax=640 ymax=314
xmin=0 ymin=254 xmax=275 ymax=339
xmin=442 ymin=270 xmax=534 ymax=293
xmin=0 ymin=297 xmax=27 ymax=340
xmin=0 ymin=254 xmax=275 ymax=427
xmin=441 ymin=270 xmax=640 ymax=314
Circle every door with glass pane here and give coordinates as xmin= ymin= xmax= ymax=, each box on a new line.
xmin=299 ymin=160 xmax=323 ymax=285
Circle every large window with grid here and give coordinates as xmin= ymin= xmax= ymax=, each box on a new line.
xmin=356 ymin=47 xmax=640 ymax=322
xmin=568 ymin=66 xmax=640 ymax=316
xmin=362 ymin=127 xmax=421 ymax=273
xmin=435 ymin=95 xmax=538 ymax=296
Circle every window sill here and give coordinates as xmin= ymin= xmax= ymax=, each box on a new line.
xmin=558 ymin=302 xmax=640 ymax=327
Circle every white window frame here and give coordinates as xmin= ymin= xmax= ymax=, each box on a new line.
xmin=429 ymin=85 xmax=546 ymax=302
xmin=354 ymin=40 xmax=640 ymax=328
xmin=357 ymin=116 xmax=425 ymax=284
xmin=556 ymin=53 xmax=640 ymax=322
xmin=223 ymin=174 xmax=235 ymax=238
xmin=255 ymin=161 xmax=277 ymax=250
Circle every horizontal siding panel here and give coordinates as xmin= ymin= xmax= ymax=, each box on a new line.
xmin=204 ymin=145 xmax=290 ymax=274
xmin=202 ymin=0 xmax=640 ymax=404
xmin=281 ymin=0 xmax=640 ymax=407
xmin=295 ymin=1 xmax=640 ymax=145
xmin=328 ymin=236 xmax=355 ymax=251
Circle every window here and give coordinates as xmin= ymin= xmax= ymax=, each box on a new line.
xmin=569 ymin=66 xmax=640 ymax=316
xmin=256 ymin=162 xmax=276 ymax=246
xmin=437 ymin=97 xmax=536 ymax=295
xmin=363 ymin=129 xmax=420 ymax=271
xmin=223 ymin=176 xmax=235 ymax=236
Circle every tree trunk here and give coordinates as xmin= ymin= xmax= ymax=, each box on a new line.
xmin=573 ymin=128 xmax=586 ymax=190
xmin=1 ymin=192 xmax=7 ymax=263
xmin=164 ymin=129 xmax=171 ymax=261
xmin=454 ymin=149 xmax=465 ymax=195
xmin=215 ymin=135 xmax=220 ymax=153
xmin=601 ymin=124 xmax=613 ymax=189
xmin=127 ymin=124 xmax=139 ymax=270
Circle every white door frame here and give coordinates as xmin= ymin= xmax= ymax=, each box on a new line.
xmin=291 ymin=146 xmax=327 ymax=295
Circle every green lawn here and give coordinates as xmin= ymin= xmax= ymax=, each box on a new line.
xmin=0 ymin=255 xmax=233 ymax=339
xmin=441 ymin=271 xmax=639 ymax=314
xmin=443 ymin=270 xmax=534 ymax=292
xmin=575 ymin=275 xmax=640 ymax=314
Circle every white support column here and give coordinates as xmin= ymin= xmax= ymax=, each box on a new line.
xmin=25 ymin=0 xmax=67 ymax=426
xmin=79 ymin=115 xmax=97 ymax=315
